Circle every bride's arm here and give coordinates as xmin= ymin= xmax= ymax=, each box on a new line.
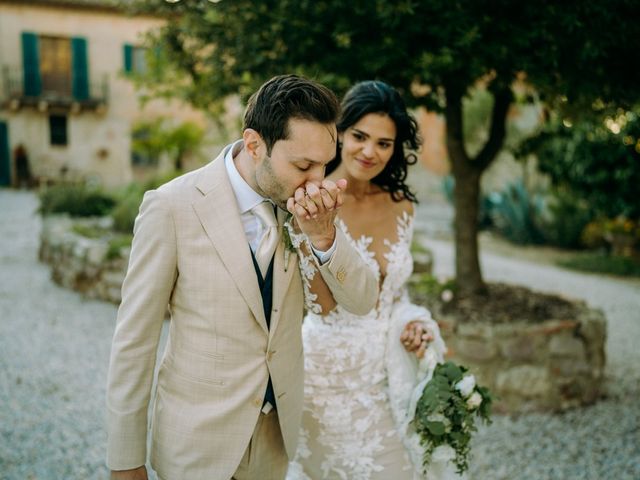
xmin=296 ymin=235 xmax=337 ymax=315
xmin=392 ymin=201 xmax=442 ymax=358
xmin=286 ymin=218 xmax=341 ymax=315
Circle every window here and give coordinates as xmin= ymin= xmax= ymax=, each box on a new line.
xmin=132 ymin=47 xmax=148 ymax=74
xmin=39 ymin=36 xmax=72 ymax=96
xmin=49 ymin=115 xmax=68 ymax=146
xmin=21 ymin=32 xmax=89 ymax=100
xmin=124 ymin=44 xmax=148 ymax=75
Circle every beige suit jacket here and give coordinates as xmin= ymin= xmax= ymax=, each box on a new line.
xmin=106 ymin=144 xmax=378 ymax=480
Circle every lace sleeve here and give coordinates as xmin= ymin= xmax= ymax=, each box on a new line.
xmin=284 ymin=220 xmax=323 ymax=315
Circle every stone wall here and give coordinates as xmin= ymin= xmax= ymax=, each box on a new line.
xmin=39 ymin=216 xmax=130 ymax=305
xmin=436 ymin=302 xmax=606 ymax=413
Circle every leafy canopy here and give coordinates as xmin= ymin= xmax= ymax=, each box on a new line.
xmin=129 ymin=0 xmax=640 ymax=115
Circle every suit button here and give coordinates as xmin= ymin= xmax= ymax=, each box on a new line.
xmin=254 ymin=397 xmax=262 ymax=407
xmin=267 ymin=350 xmax=276 ymax=361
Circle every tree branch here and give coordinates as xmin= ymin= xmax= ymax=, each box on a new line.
xmin=475 ymin=85 xmax=513 ymax=172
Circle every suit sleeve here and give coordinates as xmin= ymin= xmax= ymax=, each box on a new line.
xmin=317 ymin=227 xmax=378 ymax=315
xmin=106 ymin=189 xmax=178 ymax=469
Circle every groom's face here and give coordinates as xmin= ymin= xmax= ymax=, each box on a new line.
xmin=254 ymin=118 xmax=337 ymax=209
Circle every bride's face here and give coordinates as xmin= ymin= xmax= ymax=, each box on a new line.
xmin=339 ymin=113 xmax=396 ymax=182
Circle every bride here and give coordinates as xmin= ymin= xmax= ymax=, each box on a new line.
xmin=286 ymin=81 xmax=455 ymax=480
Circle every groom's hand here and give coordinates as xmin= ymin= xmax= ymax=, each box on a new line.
xmin=287 ymin=179 xmax=346 ymax=251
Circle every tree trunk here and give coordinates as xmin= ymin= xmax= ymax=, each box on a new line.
xmin=444 ymin=85 xmax=513 ymax=298
xmin=174 ymin=153 xmax=183 ymax=171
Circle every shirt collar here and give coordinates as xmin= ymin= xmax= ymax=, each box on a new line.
xmin=224 ymin=140 xmax=266 ymax=214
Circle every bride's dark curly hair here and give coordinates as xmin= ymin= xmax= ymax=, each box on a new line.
xmin=327 ymin=80 xmax=421 ymax=203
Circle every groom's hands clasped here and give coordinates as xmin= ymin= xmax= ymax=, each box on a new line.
xmin=287 ymin=179 xmax=347 ymax=251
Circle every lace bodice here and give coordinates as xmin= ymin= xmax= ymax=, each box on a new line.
xmin=289 ymin=211 xmax=415 ymax=327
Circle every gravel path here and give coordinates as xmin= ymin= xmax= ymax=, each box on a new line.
xmin=1 ymin=189 xmax=639 ymax=479
xmin=0 ymin=190 xmax=116 ymax=479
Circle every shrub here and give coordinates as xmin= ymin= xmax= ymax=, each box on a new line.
xmin=110 ymin=170 xmax=183 ymax=233
xmin=39 ymin=184 xmax=116 ymax=217
xmin=519 ymin=109 xmax=640 ymax=220
xmin=558 ymin=254 xmax=640 ymax=277
xmin=72 ymin=223 xmax=107 ymax=239
xmin=538 ymin=189 xmax=593 ymax=249
xmin=111 ymin=184 xmax=145 ymax=233
xmin=581 ymin=216 xmax=640 ymax=256
xmin=487 ymin=180 xmax=545 ymax=245
xmin=107 ymin=234 xmax=134 ymax=260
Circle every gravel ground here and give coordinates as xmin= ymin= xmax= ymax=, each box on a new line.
xmin=1 ymin=189 xmax=639 ymax=479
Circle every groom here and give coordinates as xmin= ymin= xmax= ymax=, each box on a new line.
xmin=106 ymin=74 xmax=378 ymax=480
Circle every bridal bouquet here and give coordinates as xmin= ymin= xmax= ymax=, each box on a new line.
xmin=413 ymin=361 xmax=492 ymax=475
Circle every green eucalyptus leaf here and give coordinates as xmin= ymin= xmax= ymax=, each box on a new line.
xmin=425 ymin=421 xmax=446 ymax=436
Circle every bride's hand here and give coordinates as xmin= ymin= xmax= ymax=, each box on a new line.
xmin=400 ymin=321 xmax=434 ymax=359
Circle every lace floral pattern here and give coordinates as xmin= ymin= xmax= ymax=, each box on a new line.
xmin=287 ymin=212 xmax=448 ymax=480
xmin=285 ymin=220 xmax=321 ymax=315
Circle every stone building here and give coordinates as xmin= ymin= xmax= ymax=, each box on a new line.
xmin=0 ymin=0 xmax=209 ymax=188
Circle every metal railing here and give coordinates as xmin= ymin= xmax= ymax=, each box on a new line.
xmin=1 ymin=66 xmax=109 ymax=112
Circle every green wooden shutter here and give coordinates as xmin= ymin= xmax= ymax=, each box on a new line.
xmin=123 ymin=44 xmax=133 ymax=73
xmin=71 ymin=37 xmax=89 ymax=101
xmin=0 ymin=122 xmax=10 ymax=187
xmin=21 ymin=32 xmax=41 ymax=97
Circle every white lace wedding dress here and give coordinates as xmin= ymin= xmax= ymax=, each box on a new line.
xmin=286 ymin=213 xmax=459 ymax=480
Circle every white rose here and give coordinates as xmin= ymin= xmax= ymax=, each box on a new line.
xmin=466 ymin=391 xmax=482 ymax=409
xmin=455 ymin=374 xmax=476 ymax=397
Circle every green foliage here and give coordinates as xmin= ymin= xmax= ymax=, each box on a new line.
xmin=538 ymin=189 xmax=594 ymax=249
xmin=558 ymin=254 xmax=640 ymax=278
xmin=38 ymin=184 xmax=116 ymax=217
xmin=107 ymin=234 xmax=133 ymax=260
xmin=408 ymin=273 xmax=457 ymax=312
xmin=131 ymin=118 xmax=165 ymax=166
xmin=487 ymin=180 xmax=545 ymax=245
xmin=110 ymin=170 xmax=183 ymax=233
xmin=142 ymin=169 xmax=183 ymax=191
xmin=414 ymin=362 xmax=492 ymax=474
xmin=111 ymin=186 xmax=143 ymax=234
xmin=519 ymin=109 xmax=640 ymax=220
xmin=71 ymin=223 xmax=107 ymax=239
xmin=165 ymin=121 xmax=205 ymax=170
xmin=126 ymin=0 xmax=640 ymax=113
xmin=132 ymin=118 xmax=204 ymax=170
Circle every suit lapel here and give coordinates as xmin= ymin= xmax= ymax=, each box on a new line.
xmin=192 ymin=148 xmax=267 ymax=333
xmin=269 ymin=208 xmax=298 ymax=336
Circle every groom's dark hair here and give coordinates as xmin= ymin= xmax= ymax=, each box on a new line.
xmin=244 ymin=74 xmax=340 ymax=156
